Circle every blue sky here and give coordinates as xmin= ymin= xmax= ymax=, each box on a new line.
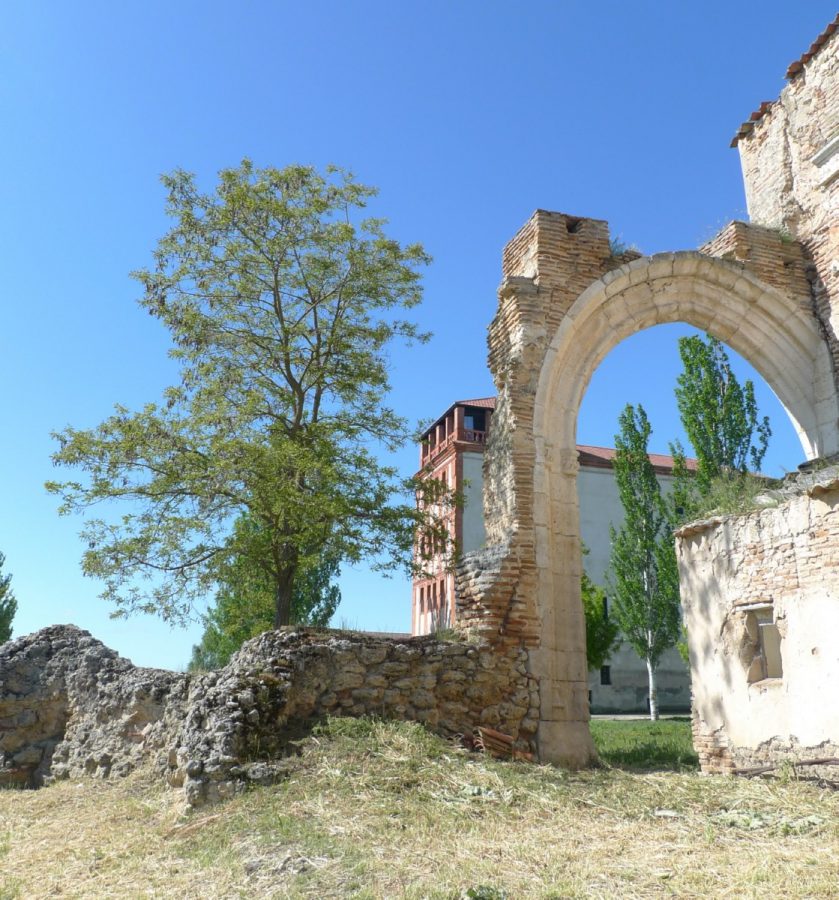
xmin=1 ymin=2 xmax=835 ymax=669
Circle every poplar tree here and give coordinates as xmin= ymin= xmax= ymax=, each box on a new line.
xmin=609 ymin=404 xmax=681 ymax=720
xmin=48 ymin=161 xmax=448 ymax=628
xmin=675 ymin=334 xmax=771 ymax=492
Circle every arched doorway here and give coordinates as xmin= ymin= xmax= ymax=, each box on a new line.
xmin=458 ymin=211 xmax=839 ymax=766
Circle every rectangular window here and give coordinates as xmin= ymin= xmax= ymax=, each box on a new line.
xmin=758 ymin=611 xmax=783 ymax=679
xmin=746 ymin=606 xmax=783 ymax=682
xmin=600 ymin=665 xmax=611 ymax=686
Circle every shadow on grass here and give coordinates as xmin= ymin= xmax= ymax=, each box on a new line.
xmin=590 ymin=718 xmax=699 ymax=772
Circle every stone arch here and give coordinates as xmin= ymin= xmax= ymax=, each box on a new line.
xmin=456 ymin=211 xmax=839 ymax=767
xmin=531 ymin=251 xmax=839 ymax=765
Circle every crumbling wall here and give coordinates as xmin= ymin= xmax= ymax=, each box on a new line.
xmin=734 ymin=19 xmax=839 ymax=381
xmin=0 ymin=625 xmax=538 ymax=806
xmin=676 ymin=467 xmax=839 ymax=773
xmin=0 ymin=625 xmax=185 ymax=787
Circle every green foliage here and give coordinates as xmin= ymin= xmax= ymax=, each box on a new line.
xmin=674 ymin=334 xmax=770 ymax=493
xmin=47 ymin=161 xmax=450 ymax=627
xmin=581 ymin=568 xmax=619 ymax=671
xmin=0 ymin=552 xmax=16 ymax=644
xmin=189 ymin=517 xmax=341 ymax=670
xmin=609 ymin=405 xmax=682 ymax=717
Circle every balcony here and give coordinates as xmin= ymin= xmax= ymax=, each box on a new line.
xmin=422 ymin=428 xmax=487 ymax=463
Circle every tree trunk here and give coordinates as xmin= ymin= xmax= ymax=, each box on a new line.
xmin=273 ymin=565 xmax=296 ymax=628
xmin=646 ymin=657 xmax=659 ymax=721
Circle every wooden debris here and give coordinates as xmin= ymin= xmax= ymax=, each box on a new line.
xmin=164 ymin=813 xmax=224 ymax=839
xmin=476 ymin=726 xmax=534 ymax=762
xmin=734 ymin=757 xmax=839 ymax=777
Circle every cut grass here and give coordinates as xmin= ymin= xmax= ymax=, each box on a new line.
xmin=0 ymin=717 xmax=836 ymax=897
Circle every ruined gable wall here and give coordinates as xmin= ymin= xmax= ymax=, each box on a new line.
xmin=736 ymin=29 xmax=839 ymax=363
xmin=676 ymin=470 xmax=839 ymax=773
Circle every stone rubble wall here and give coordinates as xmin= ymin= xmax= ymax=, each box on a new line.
xmin=0 ymin=625 xmax=538 ymax=807
xmin=676 ymin=466 xmax=839 ymax=774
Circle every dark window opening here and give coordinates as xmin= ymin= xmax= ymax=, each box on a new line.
xmin=600 ymin=665 xmax=611 ymax=686
xmin=463 ymin=408 xmax=486 ymax=432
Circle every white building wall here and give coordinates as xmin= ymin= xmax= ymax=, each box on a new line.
xmin=461 ymin=452 xmax=487 ymax=554
xmin=577 ymin=465 xmax=691 ymax=713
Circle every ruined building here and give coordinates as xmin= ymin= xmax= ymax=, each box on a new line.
xmin=450 ymin=14 xmax=839 ymax=771
xmin=3 ymin=18 xmax=838 ymax=798
xmin=412 ymin=397 xmax=692 ymax=713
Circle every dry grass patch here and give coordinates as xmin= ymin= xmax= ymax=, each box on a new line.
xmin=1 ymin=718 xmax=837 ymax=898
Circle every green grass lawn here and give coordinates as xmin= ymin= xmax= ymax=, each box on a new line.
xmin=590 ymin=717 xmax=699 ymax=771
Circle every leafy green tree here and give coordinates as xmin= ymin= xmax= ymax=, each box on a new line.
xmin=674 ymin=334 xmax=771 ymax=493
xmin=189 ymin=519 xmax=341 ymax=670
xmin=582 ymin=569 xmax=619 ymax=672
xmin=48 ymin=161 xmax=448 ymax=627
xmin=609 ymin=404 xmax=682 ymax=720
xmin=0 ymin=551 xmax=17 ymax=644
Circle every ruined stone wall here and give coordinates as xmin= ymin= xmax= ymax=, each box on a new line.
xmin=676 ymin=468 xmax=839 ymax=773
xmin=0 ymin=625 xmax=537 ymax=806
xmin=735 ymin=24 xmax=839 ymax=371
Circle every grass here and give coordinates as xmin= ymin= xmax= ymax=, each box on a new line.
xmin=590 ymin=717 xmax=699 ymax=771
xmin=0 ymin=717 xmax=837 ymax=897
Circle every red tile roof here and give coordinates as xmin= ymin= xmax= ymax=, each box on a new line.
xmin=420 ymin=398 xmax=697 ymax=475
xmin=577 ymin=444 xmax=698 ymax=475
xmin=455 ymin=397 xmax=497 ymax=409
xmin=786 ymin=14 xmax=839 ymax=79
xmin=731 ymin=15 xmax=839 ymax=148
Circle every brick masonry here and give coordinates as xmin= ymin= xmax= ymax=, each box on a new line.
xmin=677 ymin=468 xmax=839 ymax=774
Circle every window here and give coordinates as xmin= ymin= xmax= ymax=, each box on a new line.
xmin=745 ymin=606 xmax=783 ymax=682
xmin=464 ymin=409 xmax=486 ymax=432
xmin=600 ymin=665 xmax=611 ymax=686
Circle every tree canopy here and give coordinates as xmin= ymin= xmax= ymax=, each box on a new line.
xmin=609 ymin=404 xmax=681 ymax=720
xmin=189 ymin=516 xmax=341 ymax=670
xmin=0 ymin=552 xmax=16 ymax=644
xmin=582 ymin=568 xmax=619 ymax=672
xmin=674 ymin=334 xmax=771 ymax=491
xmin=48 ymin=161 xmax=447 ymax=627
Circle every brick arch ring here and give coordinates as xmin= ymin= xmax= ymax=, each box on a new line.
xmin=528 ymin=251 xmax=839 ymax=766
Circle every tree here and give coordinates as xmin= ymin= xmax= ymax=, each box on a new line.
xmin=48 ymin=161 xmax=448 ymax=628
xmin=0 ymin=551 xmax=17 ymax=644
xmin=582 ymin=569 xmax=619 ymax=672
xmin=609 ymin=404 xmax=682 ymax=720
xmin=674 ymin=334 xmax=771 ymax=493
xmin=580 ymin=544 xmax=619 ymax=671
xmin=189 ymin=517 xmax=341 ymax=670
